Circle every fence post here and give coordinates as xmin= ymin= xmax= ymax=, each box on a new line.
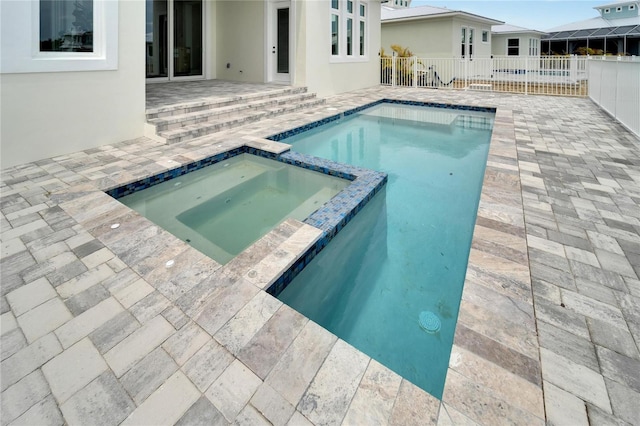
xmin=413 ymin=56 xmax=418 ymax=88
xmin=392 ymin=52 xmax=396 ymax=87
xmin=570 ymin=55 xmax=577 ymax=82
xmin=613 ymin=58 xmax=618 ymax=118
xmin=525 ymin=57 xmax=529 ymax=95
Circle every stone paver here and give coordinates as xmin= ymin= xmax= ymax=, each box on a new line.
xmin=6 ymin=277 xmax=56 ymax=317
xmin=205 ymin=359 xmax=262 ymax=422
xmin=10 ymin=394 xmax=64 ymax=426
xmin=60 ymin=372 xmax=135 ymax=426
xmin=41 ymin=338 xmax=108 ymax=404
xmin=297 ymin=339 xmax=369 ymax=425
xmin=1 ymin=333 xmax=62 ymax=392
xmin=1 ymin=82 xmax=639 ymax=425
xmin=103 ymin=314 xmax=174 ymax=377
xmin=1 ymin=370 xmax=51 ymax=424
xmin=121 ymin=371 xmax=200 ymax=426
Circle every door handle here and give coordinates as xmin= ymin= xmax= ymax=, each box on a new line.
xmin=272 ymin=46 xmax=276 ymax=53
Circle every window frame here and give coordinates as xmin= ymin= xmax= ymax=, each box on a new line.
xmin=460 ymin=26 xmax=475 ymax=58
xmin=507 ymin=38 xmax=520 ymax=56
xmin=482 ymin=30 xmax=489 ymax=43
xmin=630 ymin=4 xmax=636 ymax=10
xmin=616 ymin=6 xmax=622 ymax=12
xmin=1 ymin=0 xmax=118 ymax=73
xmin=330 ymin=0 xmax=368 ymax=63
xmin=604 ymin=8 xmax=611 ymax=13
xmin=528 ymin=38 xmax=539 ymax=56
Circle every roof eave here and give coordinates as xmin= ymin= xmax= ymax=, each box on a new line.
xmin=381 ymin=11 xmax=503 ymax=25
xmin=594 ymin=1 xmax=639 ymax=10
xmin=494 ymin=31 xmax=546 ymax=36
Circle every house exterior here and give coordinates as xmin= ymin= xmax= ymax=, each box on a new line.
xmin=0 ymin=0 xmax=381 ymax=169
xmin=381 ymin=4 xmax=503 ymax=58
xmin=543 ymin=0 xmax=640 ymax=55
xmin=492 ymin=24 xmax=545 ymax=57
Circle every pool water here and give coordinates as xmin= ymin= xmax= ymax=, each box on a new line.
xmin=277 ymin=103 xmax=494 ymax=398
xmin=118 ymin=154 xmax=349 ymax=264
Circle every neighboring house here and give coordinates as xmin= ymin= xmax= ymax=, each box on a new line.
xmin=492 ymin=24 xmax=546 ymax=57
xmin=543 ymin=0 xmax=640 ymax=55
xmin=381 ymin=4 xmax=503 ymax=58
xmin=0 ymin=0 xmax=381 ymax=169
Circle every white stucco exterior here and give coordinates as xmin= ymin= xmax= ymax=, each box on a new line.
xmin=1 ymin=1 xmax=145 ymax=170
xmin=382 ymin=18 xmax=453 ymax=57
xmin=381 ymin=6 xmax=501 ymax=58
xmin=1 ymin=0 xmax=381 ymax=169
xmin=492 ymin=25 xmax=545 ymax=57
xmin=215 ymin=1 xmax=265 ymax=82
xmin=298 ymin=0 xmax=381 ymax=96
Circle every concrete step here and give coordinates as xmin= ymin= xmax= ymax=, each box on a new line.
xmin=148 ymin=92 xmax=319 ymax=133
xmin=154 ymin=96 xmax=325 ymax=145
xmin=145 ymin=86 xmax=308 ymax=120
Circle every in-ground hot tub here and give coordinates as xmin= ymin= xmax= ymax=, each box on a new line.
xmin=111 ymin=153 xmax=350 ymax=264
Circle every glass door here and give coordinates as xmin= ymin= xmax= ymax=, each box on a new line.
xmin=270 ymin=1 xmax=291 ymax=83
xmin=276 ymin=7 xmax=289 ymax=74
xmin=146 ymin=0 xmax=168 ymax=78
xmin=174 ymin=0 xmax=202 ymax=77
xmin=146 ymin=0 xmax=203 ymax=80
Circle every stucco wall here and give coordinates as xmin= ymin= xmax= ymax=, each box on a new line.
xmin=0 ymin=1 xmax=145 ymax=170
xmin=492 ymin=34 xmax=541 ymax=57
xmin=452 ymin=17 xmax=493 ymax=58
xmin=382 ymin=18 xmax=453 ymax=57
xmin=205 ymin=1 xmax=218 ymax=79
xmin=215 ymin=1 xmax=265 ymax=82
xmin=298 ymin=0 xmax=381 ymax=96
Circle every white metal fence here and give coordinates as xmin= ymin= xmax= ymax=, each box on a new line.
xmin=588 ymin=58 xmax=640 ymax=138
xmin=381 ymin=55 xmax=589 ymax=96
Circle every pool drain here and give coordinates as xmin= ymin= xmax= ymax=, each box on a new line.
xmin=419 ymin=311 xmax=441 ymax=333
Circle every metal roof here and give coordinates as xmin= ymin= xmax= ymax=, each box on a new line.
xmin=381 ymin=5 xmax=503 ymax=25
xmin=492 ymin=24 xmax=545 ymax=35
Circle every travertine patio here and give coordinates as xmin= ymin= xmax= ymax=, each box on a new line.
xmin=1 ymin=84 xmax=639 ymax=425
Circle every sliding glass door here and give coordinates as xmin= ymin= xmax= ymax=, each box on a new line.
xmin=146 ymin=0 xmax=203 ymax=79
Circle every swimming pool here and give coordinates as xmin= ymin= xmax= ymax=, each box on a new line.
xmin=274 ymin=101 xmax=494 ymax=398
xmin=114 ymin=153 xmax=349 ymax=265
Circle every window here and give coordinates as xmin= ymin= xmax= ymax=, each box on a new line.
xmin=482 ymin=30 xmax=489 ymax=43
xmin=331 ymin=0 xmax=367 ymax=60
xmin=528 ymin=38 xmax=539 ymax=56
xmin=331 ymin=0 xmax=339 ymax=55
xmin=616 ymin=6 xmax=622 ymax=12
xmin=460 ymin=27 xmax=474 ymax=57
xmin=0 ymin=0 xmax=117 ymax=73
xmin=359 ymin=4 xmax=366 ymax=55
xmin=346 ymin=0 xmax=353 ymax=55
xmin=40 ymin=0 xmax=93 ymax=52
xmin=604 ymin=8 xmax=610 ymax=13
xmin=630 ymin=4 xmax=636 ymax=10
xmin=507 ymin=38 xmax=519 ymax=56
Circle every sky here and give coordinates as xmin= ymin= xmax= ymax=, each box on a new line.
xmin=409 ymin=1 xmax=606 ymax=31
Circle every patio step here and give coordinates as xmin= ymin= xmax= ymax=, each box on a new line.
xmin=145 ymin=88 xmax=325 ymax=144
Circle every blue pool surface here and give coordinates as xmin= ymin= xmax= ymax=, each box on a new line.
xmin=276 ymin=103 xmax=494 ymax=398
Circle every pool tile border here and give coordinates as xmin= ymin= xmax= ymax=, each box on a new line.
xmin=267 ymin=98 xmax=496 ymax=141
